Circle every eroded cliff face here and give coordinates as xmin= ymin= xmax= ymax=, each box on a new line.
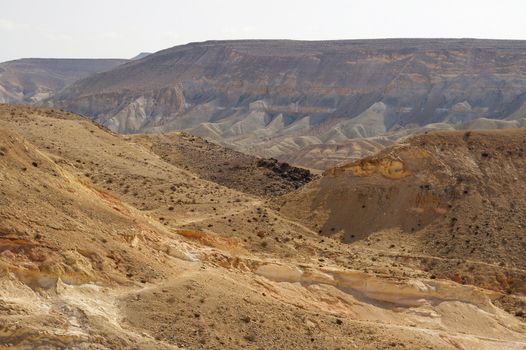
xmin=49 ymin=39 xmax=526 ymax=168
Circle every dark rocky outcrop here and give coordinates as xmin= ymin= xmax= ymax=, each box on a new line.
xmin=131 ymin=132 xmax=316 ymax=197
xmin=256 ymin=158 xmax=313 ymax=188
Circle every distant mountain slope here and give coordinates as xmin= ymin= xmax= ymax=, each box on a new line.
xmin=131 ymin=52 xmax=151 ymax=60
xmin=0 ymin=58 xmax=128 ymax=104
xmin=48 ymin=39 xmax=526 ymax=167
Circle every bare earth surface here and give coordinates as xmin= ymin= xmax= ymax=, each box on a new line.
xmin=0 ymin=105 xmax=525 ymax=349
xmin=130 ymin=132 xmax=315 ymax=197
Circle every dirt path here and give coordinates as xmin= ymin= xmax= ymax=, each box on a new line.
xmin=172 ymin=200 xmax=264 ymax=226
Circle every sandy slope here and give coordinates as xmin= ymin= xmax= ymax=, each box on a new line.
xmin=0 ymin=105 xmax=524 ymax=349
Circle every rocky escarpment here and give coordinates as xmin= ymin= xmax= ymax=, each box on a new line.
xmin=0 ymin=58 xmax=128 ymax=104
xmin=48 ymin=39 xmax=526 ymax=168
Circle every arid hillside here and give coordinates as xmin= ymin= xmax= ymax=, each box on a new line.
xmin=0 ymin=105 xmax=525 ymax=349
xmin=278 ymin=129 xmax=526 ymax=295
xmin=131 ymin=132 xmax=315 ymax=197
xmin=0 ymin=58 xmax=128 ymax=104
xmin=48 ymin=39 xmax=526 ymax=168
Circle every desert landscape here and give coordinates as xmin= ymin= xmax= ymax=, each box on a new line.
xmin=0 ymin=104 xmax=525 ymax=349
xmin=46 ymin=39 xmax=526 ymax=169
xmin=2 ymin=2 xmax=526 ymax=348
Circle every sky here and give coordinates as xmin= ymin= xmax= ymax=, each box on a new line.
xmin=1 ymin=0 xmax=526 ymax=62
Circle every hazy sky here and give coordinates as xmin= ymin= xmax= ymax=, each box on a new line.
xmin=1 ymin=0 xmax=526 ymax=62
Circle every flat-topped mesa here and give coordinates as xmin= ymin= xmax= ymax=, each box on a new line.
xmin=47 ymin=39 xmax=526 ymax=169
